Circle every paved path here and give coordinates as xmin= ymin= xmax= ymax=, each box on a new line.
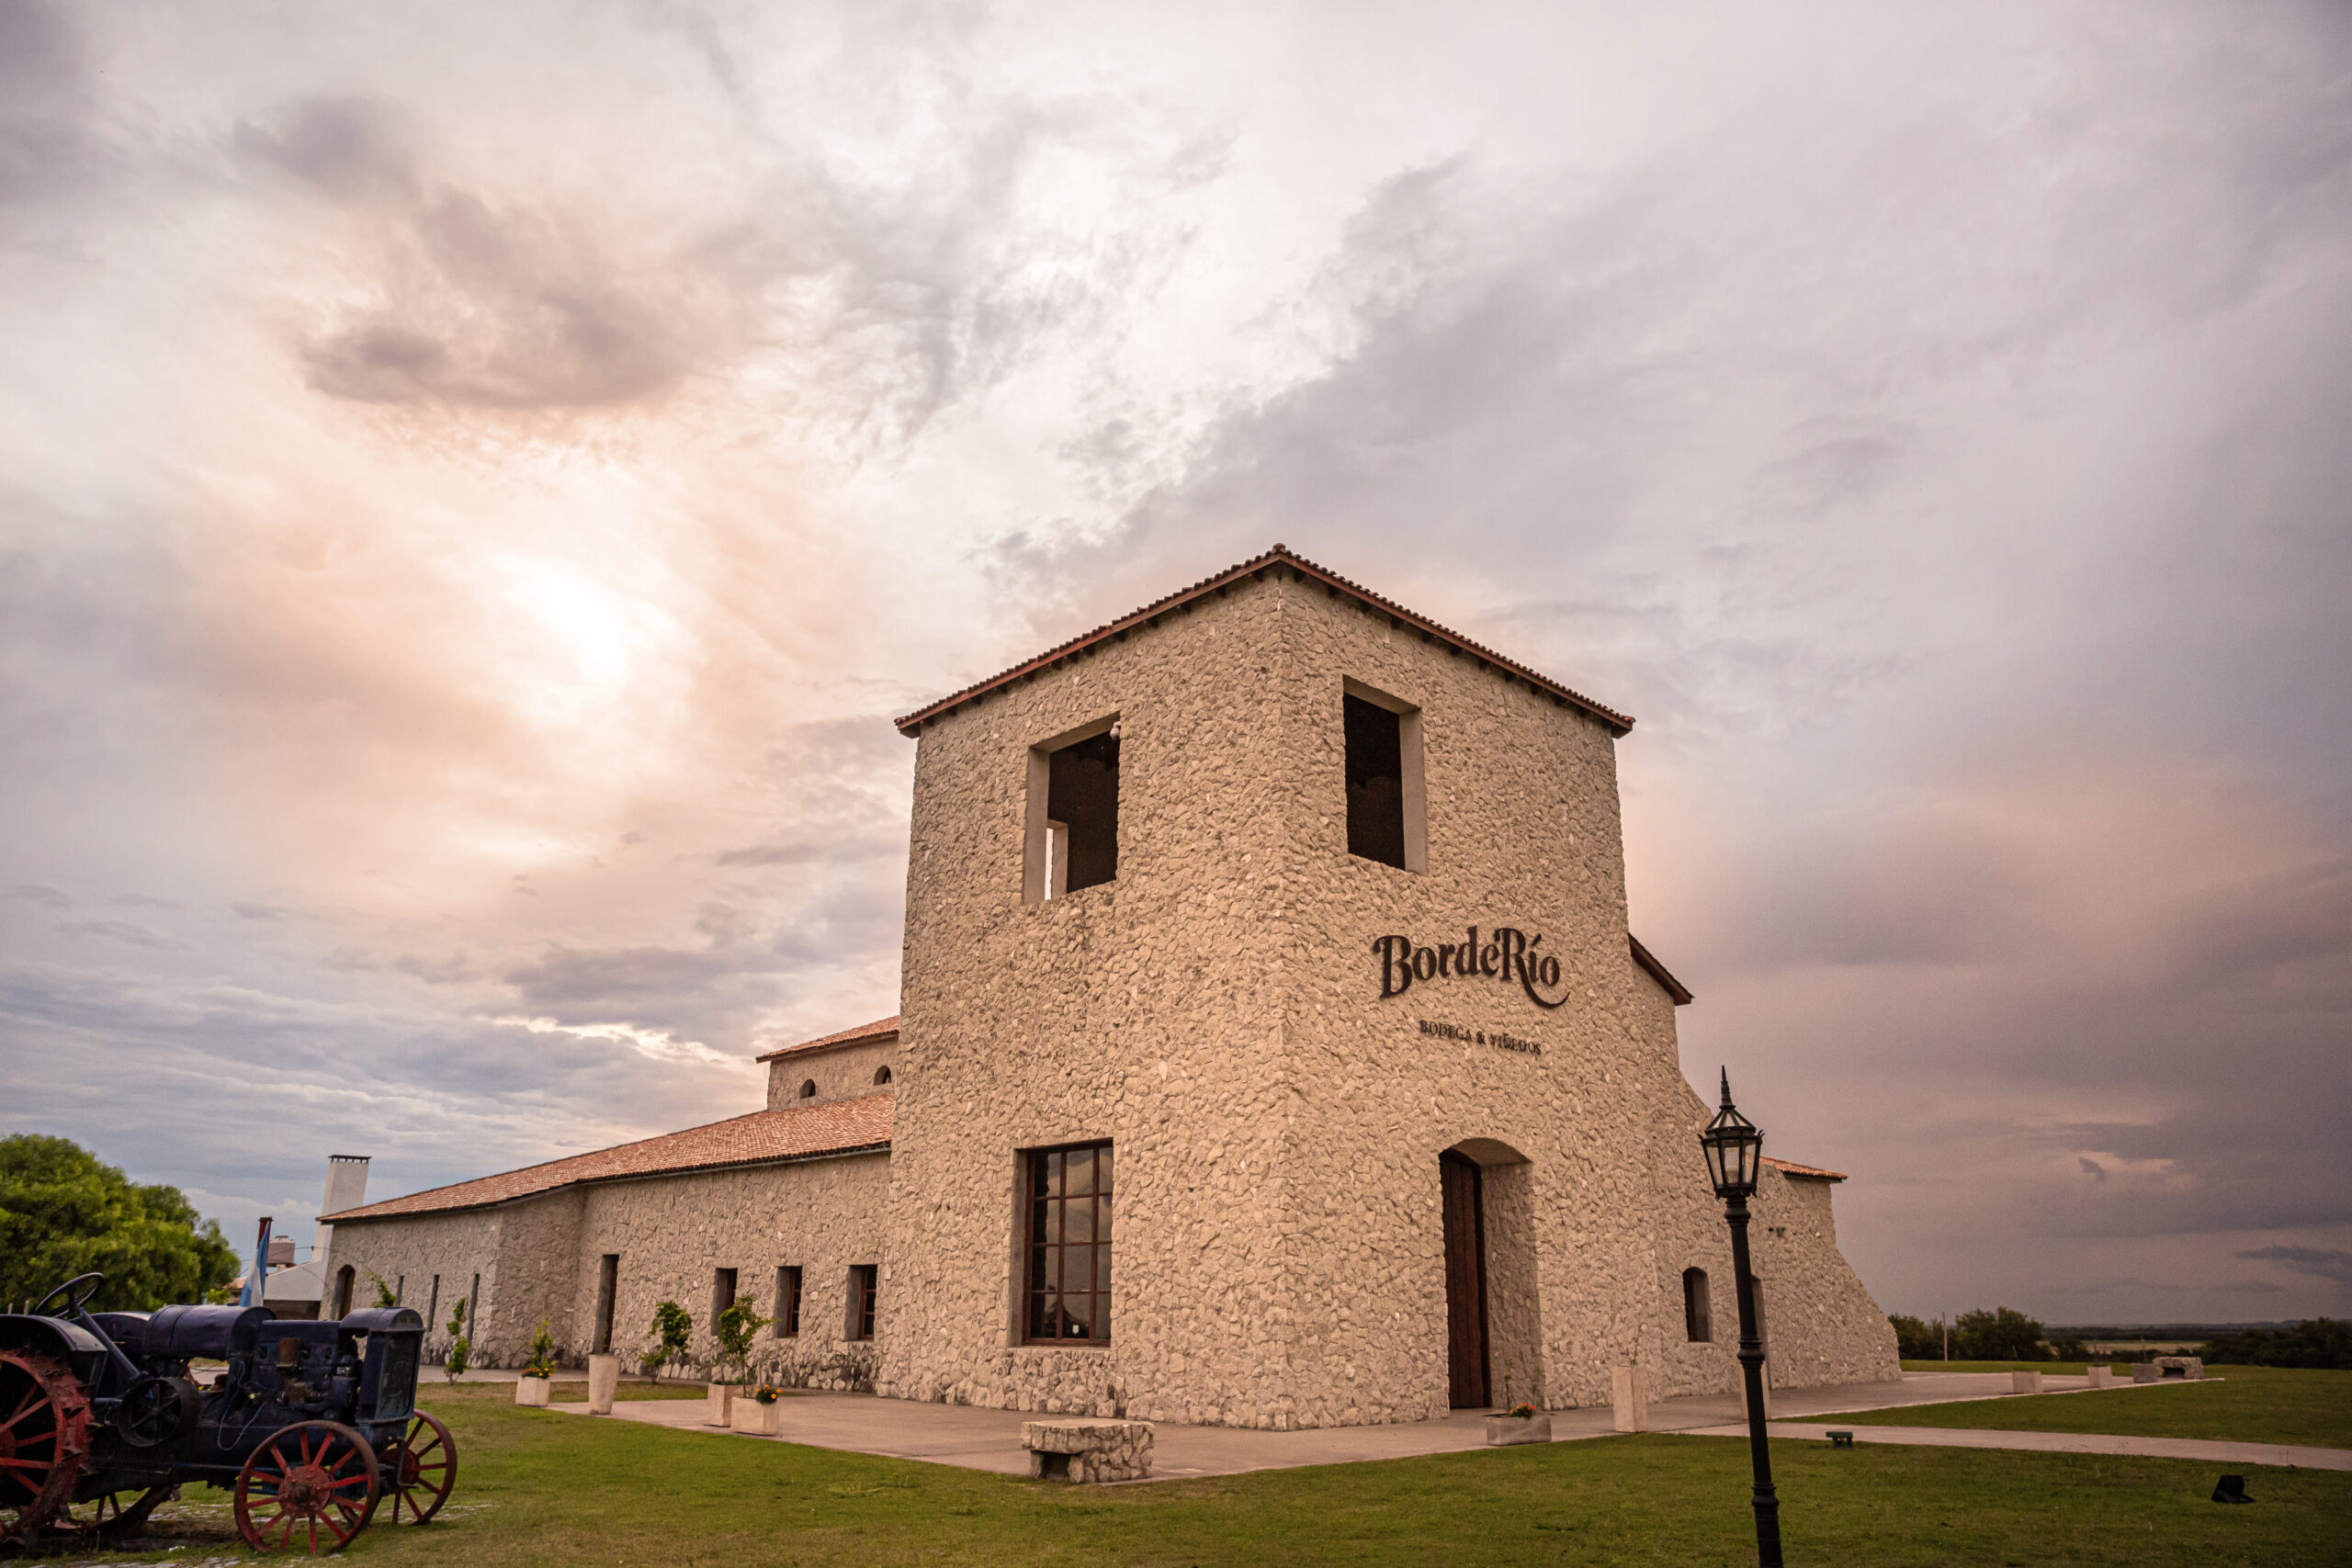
xmin=1679 ymin=1420 xmax=2352 ymax=1472
xmin=545 ymin=1371 xmax=2325 ymax=1483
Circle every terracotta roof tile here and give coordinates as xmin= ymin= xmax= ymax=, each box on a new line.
xmin=893 ymin=544 xmax=1634 ymax=738
xmin=753 ymin=1014 xmax=899 ymax=1064
xmin=323 ymin=1095 xmax=893 ymax=1221
xmin=1763 ymin=1155 xmax=1848 ymax=1182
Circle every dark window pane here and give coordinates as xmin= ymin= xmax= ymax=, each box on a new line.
xmin=1044 ymin=1150 xmax=1063 ymax=1194
xmin=1344 ymin=693 xmax=1408 ymax=869
xmin=1097 ymin=1192 xmax=1113 ymax=1240
xmin=1064 ymin=1201 xmax=1093 ymax=1246
xmin=1046 ymin=731 xmax=1119 ymax=893
xmin=1097 ymin=1146 xmax=1111 ymax=1192
xmin=1094 ymin=1250 xmax=1112 ymax=1296
xmin=1066 ymin=1145 xmax=1094 ymax=1195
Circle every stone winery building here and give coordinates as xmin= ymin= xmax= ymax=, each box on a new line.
xmin=323 ymin=545 xmax=1899 ymax=1427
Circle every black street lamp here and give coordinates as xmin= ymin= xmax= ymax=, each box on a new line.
xmin=1701 ymin=1069 xmax=1781 ymax=1568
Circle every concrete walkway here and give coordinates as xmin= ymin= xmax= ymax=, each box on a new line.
xmin=544 ymin=1370 xmax=2310 ymax=1483
xmin=1679 ymin=1420 xmax=2352 ymax=1473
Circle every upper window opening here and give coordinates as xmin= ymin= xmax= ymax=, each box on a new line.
xmin=1026 ymin=717 xmax=1120 ymax=902
xmin=1342 ymin=682 xmax=1426 ymax=873
xmin=873 ymin=1066 xmax=893 ymax=1086
xmin=797 ymin=1078 xmax=817 ymax=1100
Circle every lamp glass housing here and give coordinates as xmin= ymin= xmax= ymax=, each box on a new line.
xmin=1700 ymin=1078 xmax=1763 ymax=1199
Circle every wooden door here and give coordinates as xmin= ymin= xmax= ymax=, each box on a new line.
xmin=1441 ymin=1151 xmax=1490 ymax=1407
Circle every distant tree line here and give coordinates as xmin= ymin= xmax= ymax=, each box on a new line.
xmin=2199 ymin=1320 xmax=2350 ymax=1370
xmin=1 ymin=1134 xmax=241 ymax=1312
xmin=1886 ymin=1308 xmax=2086 ymax=1361
xmin=1890 ymin=1307 xmax=2351 ymax=1369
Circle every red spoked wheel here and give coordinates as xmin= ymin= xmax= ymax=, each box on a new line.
xmin=233 ymin=1420 xmax=379 ymax=1554
xmin=0 ymin=1348 xmax=90 ymax=1544
xmin=380 ymin=1411 xmax=456 ymax=1524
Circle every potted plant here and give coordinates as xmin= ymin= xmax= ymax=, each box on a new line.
xmin=730 ymin=1371 xmax=786 ymax=1436
xmin=644 ymin=1300 xmax=692 ymax=1384
xmin=1484 ymin=1400 xmax=1553 ymax=1446
xmin=707 ymin=1298 xmax=771 ymax=1426
xmin=515 ymin=1319 xmax=558 ymax=1406
xmin=443 ymin=1298 xmax=470 ymax=1385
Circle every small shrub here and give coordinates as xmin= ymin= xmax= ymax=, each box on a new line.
xmin=645 ymin=1300 xmax=692 ymax=1381
xmin=523 ymin=1318 xmax=559 ymax=1378
xmin=444 ymin=1297 xmax=470 ymax=1382
xmin=368 ymin=1270 xmax=398 ymax=1310
xmin=714 ymin=1299 xmax=773 ymax=1383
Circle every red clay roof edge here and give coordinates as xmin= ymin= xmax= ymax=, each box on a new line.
xmin=1628 ymin=934 xmax=1692 ymax=1006
xmin=326 ymin=1139 xmax=890 ymax=1222
xmin=753 ymin=1014 xmax=900 ymax=1064
xmin=892 ymin=544 xmax=1634 ymax=738
xmin=1763 ymin=1156 xmax=1848 ymax=1182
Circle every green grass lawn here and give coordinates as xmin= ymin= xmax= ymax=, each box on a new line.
xmin=102 ymin=1384 xmax=2350 ymax=1567
xmin=1847 ymin=1366 xmax=2352 ymax=1450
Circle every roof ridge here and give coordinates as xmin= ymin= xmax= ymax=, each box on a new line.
xmin=893 ymin=543 xmax=1633 ymax=737
xmin=322 ymin=1094 xmax=895 ymax=1222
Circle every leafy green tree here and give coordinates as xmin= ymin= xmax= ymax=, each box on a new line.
xmin=1886 ymin=1313 xmax=1943 ymax=1359
xmin=714 ymin=1299 xmax=771 ymax=1384
xmin=1952 ymin=1305 xmax=2047 ymax=1361
xmin=0 ymin=1134 xmax=240 ymax=1312
xmin=645 ymin=1300 xmax=692 ymax=1382
xmin=2201 ymin=1319 xmax=2351 ymax=1370
xmin=444 ymin=1297 xmax=470 ymax=1382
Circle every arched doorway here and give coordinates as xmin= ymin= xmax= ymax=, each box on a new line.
xmin=332 ymin=1265 xmax=356 ymax=1319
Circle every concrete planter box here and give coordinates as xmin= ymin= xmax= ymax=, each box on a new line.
xmin=514 ymin=1375 xmax=553 ymax=1407
xmin=731 ymin=1398 xmax=781 ymax=1436
xmin=587 ymin=1354 xmax=619 ymax=1413
xmin=2010 ymin=1370 xmax=2043 ymax=1394
xmin=707 ymin=1382 xmax=739 ymax=1426
xmin=1484 ymin=1414 xmax=1553 ymax=1447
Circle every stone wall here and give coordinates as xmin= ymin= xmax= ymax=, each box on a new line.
xmin=324 ymin=1149 xmax=891 ymax=1377
xmin=765 ymin=1036 xmax=899 ymax=1111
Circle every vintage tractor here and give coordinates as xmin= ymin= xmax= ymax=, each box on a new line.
xmin=0 ymin=1272 xmax=457 ymax=1554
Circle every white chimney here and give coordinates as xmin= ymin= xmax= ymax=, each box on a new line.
xmin=313 ymin=1155 xmax=370 ymax=1268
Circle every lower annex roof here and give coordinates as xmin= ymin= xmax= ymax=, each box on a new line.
xmin=322 ymin=1094 xmax=894 ymax=1222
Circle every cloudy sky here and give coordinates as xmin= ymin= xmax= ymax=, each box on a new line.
xmin=4 ymin=0 xmax=2347 ymax=1328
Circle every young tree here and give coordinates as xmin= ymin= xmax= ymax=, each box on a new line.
xmin=714 ymin=1299 xmax=772 ymax=1384
xmin=645 ymin=1300 xmax=692 ymax=1382
xmin=0 ymin=1134 xmax=240 ymax=1311
xmin=444 ymin=1297 xmax=471 ymax=1382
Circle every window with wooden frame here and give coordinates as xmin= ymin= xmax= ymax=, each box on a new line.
xmin=774 ymin=1266 xmax=802 ymax=1338
xmin=712 ymin=1267 xmax=737 ymax=1325
xmin=847 ymin=1265 xmax=877 ymax=1341
xmin=1023 ymin=1141 xmax=1113 ymax=1345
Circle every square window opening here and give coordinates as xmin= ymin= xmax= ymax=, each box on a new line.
xmin=1342 ymin=682 xmax=1426 ymax=872
xmin=1025 ymin=718 xmax=1120 ymax=901
xmin=1023 ymin=1140 xmax=1113 ymax=1346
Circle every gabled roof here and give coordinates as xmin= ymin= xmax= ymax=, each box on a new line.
xmin=1763 ymin=1156 xmax=1848 ymax=1182
xmin=893 ymin=544 xmax=1634 ymax=738
xmin=753 ymin=1015 xmax=899 ymax=1064
xmin=1629 ymin=935 xmax=1692 ymax=1005
xmin=322 ymin=1095 xmax=893 ymax=1222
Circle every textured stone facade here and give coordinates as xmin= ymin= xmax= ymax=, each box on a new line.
xmin=879 ymin=561 xmax=1895 ymax=1426
xmin=330 ymin=1149 xmax=889 ymax=1378
xmin=325 ymin=548 xmax=1896 ymax=1425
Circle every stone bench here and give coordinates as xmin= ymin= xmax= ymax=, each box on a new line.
xmin=1021 ymin=1418 xmax=1153 ymax=1483
xmin=2132 ymin=1357 xmax=2204 ymax=1382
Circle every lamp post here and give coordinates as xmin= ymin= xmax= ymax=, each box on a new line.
xmin=1700 ymin=1070 xmax=1781 ymax=1568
